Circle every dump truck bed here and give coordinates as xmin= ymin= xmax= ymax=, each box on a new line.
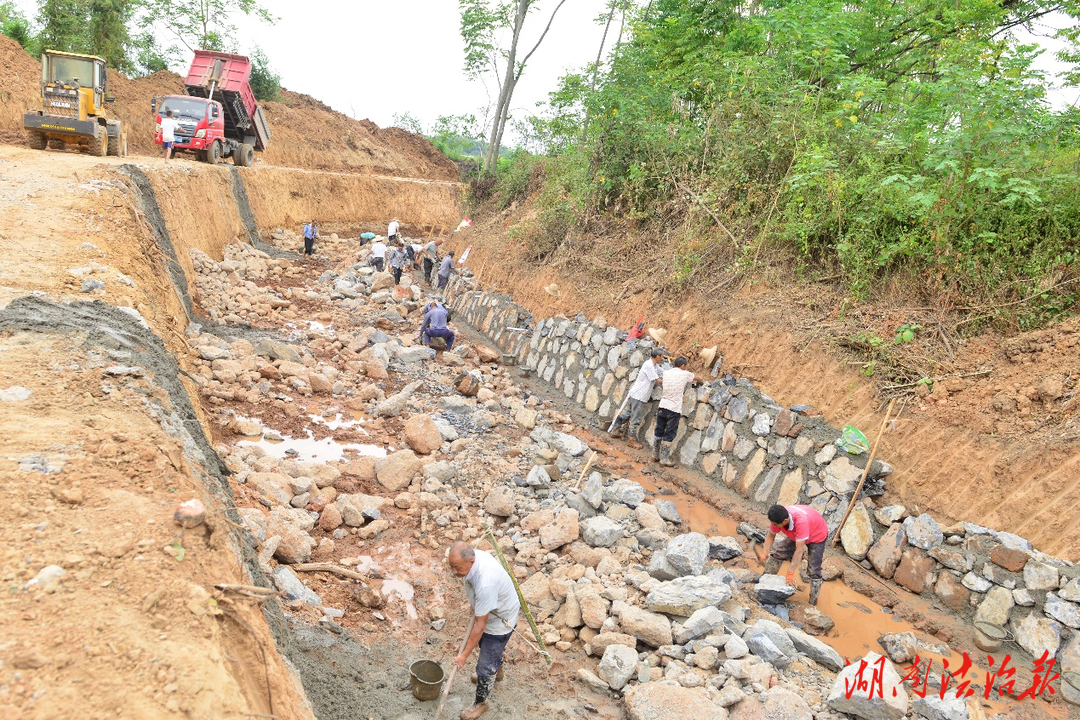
xmin=184 ymin=50 xmax=270 ymax=151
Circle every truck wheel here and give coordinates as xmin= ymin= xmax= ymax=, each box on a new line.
xmin=27 ymin=131 xmax=47 ymax=150
xmin=234 ymin=143 xmax=254 ymax=167
xmin=107 ymin=133 xmax=120 ymax=156
xmin=206 ymin=141 xmax=220 ymax=165
xmin=88 ymin=124 xmax=107 ymax=157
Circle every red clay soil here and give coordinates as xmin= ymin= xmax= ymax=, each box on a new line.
xmin=0 ymin=35 xmax=459 ymax=180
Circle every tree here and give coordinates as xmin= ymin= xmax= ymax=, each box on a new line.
xmin=88 ymin=0 xmax=134 ymax=71
xmin=137 ymin=0 xmax=275 ymax=55
xmin=248 ymin=46 xmax=280 ymax=101
xmin=459 ymin=0 xmax=569 ymax=174
xmin=0 ymin=1 xmax=34 ymax=50
xmin=35 ymin=0 xmax=86 ymax=53
xmin=391 ymin=111 xmax=423 ymax=134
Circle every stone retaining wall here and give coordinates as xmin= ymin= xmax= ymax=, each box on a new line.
xmin=444 ymin=276 xmax=1080 ymax=684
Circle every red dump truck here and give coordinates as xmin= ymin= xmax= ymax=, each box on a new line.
xmin=153 ymin=50 xmax=271 ymax=166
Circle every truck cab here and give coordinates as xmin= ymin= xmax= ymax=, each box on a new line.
xmin=153 ymin=95 xmax=229 ymax=163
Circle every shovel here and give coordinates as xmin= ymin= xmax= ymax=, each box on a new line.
xmin=434 ymin=615 xmax=474 ymax=720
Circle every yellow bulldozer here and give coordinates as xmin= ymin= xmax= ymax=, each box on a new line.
xmin=23 ymin=50 xmax=127 ymax=157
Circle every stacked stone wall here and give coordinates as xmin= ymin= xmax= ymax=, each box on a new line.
xmin=444 ymin=277 xmax=1080 ymax=680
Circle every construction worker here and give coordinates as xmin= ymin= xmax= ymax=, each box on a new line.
xmin=420 ymin=301 xmax=455 ymax=350
xmin=369 ymin=236 xmax=387 ymax=272
xmin=388 ymin=218 xmax=400 ymax=243
xmin=448 ymin=542 xmax=520 ymax=720
xmin=160 ymin=109 xmax=179 ymax=162
xmin=302 ymin=219 xmax=318 ymax=255
xmin=756 ymin=504 xmax=828 ymax=606
xmin=423 ymin=237 xmax=442 ymax=285
xmin=610 ymin=348 xmax=664 ymax=449
xmin=437 ymin=250 xmax=457 ymax=290
xmin=652 ymin=356 xmax=699 ymax=466
xmin=388 ymin=242 xmax=407 ymax=285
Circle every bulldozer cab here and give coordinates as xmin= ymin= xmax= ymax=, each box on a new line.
xmin=40 ymin=51 xmax=110 ymax=119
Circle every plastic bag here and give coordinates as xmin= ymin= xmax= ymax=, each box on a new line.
xmin=835 ymin=425 xmax=870 ymax=455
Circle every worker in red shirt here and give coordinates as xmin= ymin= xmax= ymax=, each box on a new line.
xmin=755 ymin=504 xmax=829 ymax=606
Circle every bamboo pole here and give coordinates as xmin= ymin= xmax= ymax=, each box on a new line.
xmin=573 ymin=451 xmax=598 ymax=490
xmin=831 ymin=398 xmax=897 ymax=546
xmin=483 ymin=524 xmax=552 ymax=668
xmin=435 ymin=614 xmax=474 ymax=720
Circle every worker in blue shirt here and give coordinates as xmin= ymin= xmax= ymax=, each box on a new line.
xmin=303 ymin=219 xmax=318 ymax=255
xmin=419 ymin=301 xmax=455 ymax=350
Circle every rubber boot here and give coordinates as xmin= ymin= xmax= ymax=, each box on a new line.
xmin=651 ymin=439 xmax=662 ymax=462
xmin=609 ymin=423 xmax=626 ymax=439
xmin=659 ymin=442 xmax=676 ymax=467
xmin=627 ymin=435 xmax=643 ymax=449
xmin=762 ymin=557 xmax=782 ymax=576
xmin=809 ymin=579 xmax=823 ymax=606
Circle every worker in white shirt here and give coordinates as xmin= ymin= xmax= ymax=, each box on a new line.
xmin=609 ymin=348 xmax=664 ymax=449
xmin=370 ymin=238 xmax=387 ymax=272
xmin=388 ymin=219 xmax=400 ymax=243
xmin=160 ymin=109 xmax=180 ymax=162
xmin=653 ymin=356 xmax=700 ymax=466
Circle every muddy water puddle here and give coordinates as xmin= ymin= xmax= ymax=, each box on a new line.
xmin=236 ymin=414 xmax=386 ymax=463
xmin=631 ymin=469 xmax=1058 ymax=717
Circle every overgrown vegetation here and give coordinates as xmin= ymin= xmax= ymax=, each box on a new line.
xmin=492 ymin=0 xmax=1080 ymax=330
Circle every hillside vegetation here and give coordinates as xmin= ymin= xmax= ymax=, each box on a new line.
xmin=487 ymin=0 xmax=1080 ymax=332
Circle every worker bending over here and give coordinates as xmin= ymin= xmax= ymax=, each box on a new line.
xmin=756 ymin=504 xmax=828 ymax=606
xmin=448 ymin=542 xmax=520 ymax=720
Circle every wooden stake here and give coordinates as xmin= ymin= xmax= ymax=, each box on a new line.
xmin=435 ymin=614 xmax=474 ymax=720
xmin=484 ymin=524 xmax=552 ymax=668
xmin=832 ymin=398 xmax=896 ymax=546
xmin=574 ymin=451 xmax=598 ymax=490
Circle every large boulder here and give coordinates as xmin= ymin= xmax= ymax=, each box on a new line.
xmin=548 ymin=431 xmax=590 ymax=456
xmin=839 ymin=503 xmax=874 ymax=560
xmin=619 ymin=606 xmax=672 ymax=648
xmin=403 ymin=414 xmax=443 ymax=454
xmin=603 ymin=478 xmax=646 ymax=507
xmin=664 ymin=533 xmax=709 ymax=576
xmin=866 ymin=523 xmax=907 ymax=579
xmin=484 ymin=486 xmax=515 ymax=517
xmin=1010 ymin=612 xmax=1061 ymax=666
xmin=598 ymin=643 xmax=638 ymax=691
xmin=911 ymin=695 xmax=969 ymax=720
xmin=902 ymin=513 xmax=944 ymax=550
xmin=255 ymin=339 xmax=302 ymax=363
xmin=755 ymin=574 xmax=796 ymax=604
xmin=375 ymin=450 xmax=422 ymax=492
xmin=645 ymin=576 xmax=732 ymax=617
xmin=827 ymin=651 xmax=908 ymax=720
xmin=785 ymin=627 xmax=844 ymax=671
xmin=674 ymin=606 xmax=728 ymax=644
xmin=540 ymin=508 xmax=580 ymax=550
xmin=623 ymin=683 xmax=728 ymax=720
xmin=580 ymin=516 xmax=624 ymax=547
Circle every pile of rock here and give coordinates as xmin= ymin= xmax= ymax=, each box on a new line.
xmin=189 ymin=245 xmax=295 ymax=323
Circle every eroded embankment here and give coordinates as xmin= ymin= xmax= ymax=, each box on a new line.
xmin=447 ymin=219 xmax=1080 ymax=559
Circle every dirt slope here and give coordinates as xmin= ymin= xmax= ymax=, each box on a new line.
xmin=449 ymin=210 xmax=1080 ymax=559
xmin=0 ymin=35 xmax=459 ymax=180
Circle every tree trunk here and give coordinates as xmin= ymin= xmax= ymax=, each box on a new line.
xmin=483 ymin=0 xmax=530 ymax=174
